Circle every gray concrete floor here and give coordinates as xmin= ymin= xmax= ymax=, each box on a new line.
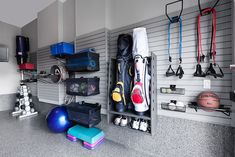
xmin=0 ymin=111 xmax=153 ymax=157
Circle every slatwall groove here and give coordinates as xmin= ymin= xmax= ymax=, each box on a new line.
xmin=109 ymin=0 xmax=230 ymax=36
xmin=76 ymin=35 xmax=106 ymax=45
xmin=75 ymin=29 xmax=108 ymax=110
xmin=108 ymin=0 xmax=232 ymax=125
xmin=27 ymin=52 xmax=37 ymax=96
xmin=109 ymin=30 xmax=232 ymax=50
xmin=37 ymin=46 xmax=65 ymax=105
xmin=110 ymin=13 xmax=231 ymax=41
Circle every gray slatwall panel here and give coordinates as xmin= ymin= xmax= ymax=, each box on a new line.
xmin=108 ymin=0 xmax=232 ymax=125
xmin=75 ymin=29 xmax=108 ymax=110
xmin=27 ymin=52 xmax=37 ymax=96
xmin=37 ymin=46 xmax=65 ymax=105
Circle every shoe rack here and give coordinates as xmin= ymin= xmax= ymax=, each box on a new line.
xmin=107 ymin=53 xmax=157 ymax=136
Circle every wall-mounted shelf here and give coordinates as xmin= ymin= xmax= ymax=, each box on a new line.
xmin=160 ymin=85 xmax=185 ymax=95
xmin=188 ymin=102 xmax=231 ymax=116
xmin=111 ymin=122 xmax=151 ymax=135
xmin=230 ymin=64 xmax=235 ymax=71
xmin=161 ymin=102 xmax=186 ymax=112
xmin=107 ymin=53 xmax=157 ymax=136
xmin=109 ymin=110 xmax=151 ymax=120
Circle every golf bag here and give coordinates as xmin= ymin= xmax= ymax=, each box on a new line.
xmin=112 ymin=34 xmax=134 ymax=112
xmin=131 ymin=28 xmax=151 ymax=115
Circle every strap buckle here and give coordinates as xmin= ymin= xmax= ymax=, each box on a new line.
xmin=200 ymin=55 xmax=205 ymax=62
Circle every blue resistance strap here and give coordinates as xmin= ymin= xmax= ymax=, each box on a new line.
xmin=167 ymin=17 xmax=184 ymax=79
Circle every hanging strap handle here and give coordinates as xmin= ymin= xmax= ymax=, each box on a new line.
xmin=198 ymin=0 xmax=220 ymax=16
xmin=165 ymin=0 xmax=183 ymax=23
xmin=166 ymin=65 xmax=176 ymax=77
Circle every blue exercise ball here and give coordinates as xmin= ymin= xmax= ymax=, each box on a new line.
xmin=46 ymin=106 xmax=72 ymax=133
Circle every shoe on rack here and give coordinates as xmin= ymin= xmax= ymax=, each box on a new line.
xmin=139 ymin=120 xmax=148 ymax=132
xmin=114 ymin=116 xmax=122 ymax=126
xmin=120 ymin=116 xmax=128 ymax=127
xmin=131 ymin=119 xmax=140 ymax=130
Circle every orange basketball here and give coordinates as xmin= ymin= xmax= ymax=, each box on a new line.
xmin=197 ymin=91 xmax=220 ymax=109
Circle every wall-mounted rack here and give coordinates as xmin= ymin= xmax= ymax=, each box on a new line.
xmin=161 ymin=102 xmax=186 ymax=112
xmin=160 ymin=85 xmax=185 ymax=95
xmin=188 ymin=102 xmax=231 ymax=116
xmin=230 ymin=65 xmax=235 ymax=71
xmin=107 ymin=53 xmax=157 ymax=135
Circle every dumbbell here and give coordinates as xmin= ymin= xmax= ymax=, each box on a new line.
xmin=28 ymin=93 xmax=32 ymax=98
xmin=14 ymin=102 xmax=20 ymax=111
xmin=25 ymin=106 xmax=31 ymax=112
xmin=24 ymin=96 xmax=29 ymax=101
xmin=16 ymin=98 xmax=20 ymax=102
xmin=22 ymin=110 xmax=27 ymax=115
xmin=30 ymin=108 xmax=35 ymax=113
xmin=20 ymin=99 xmax=25 ymax=105
xmin=20 ymin=105 xmax=26 ymax=110
xmin=16 ymin=93 xmax=21 ymax=98
xmin=30 ymin=103 xmax=35 ymax=113
xmin=25 ymin=101 xmax=30 ymax=106
xmin=15 ymin=102 xmax=20 ymax=107
xmin=22 ymin=92 xmax=29 ymax=97
xmin=29 ymin=103 xmax=34 ymax=108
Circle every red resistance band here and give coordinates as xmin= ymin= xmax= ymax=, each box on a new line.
xmin=197 ymin=8 xmax=216 ymax=64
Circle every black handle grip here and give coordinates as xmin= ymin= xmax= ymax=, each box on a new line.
xmin=198 ymin=0 xmax=220 ymax=16
xmin=165 ymin=0 xmax=183 ymax=23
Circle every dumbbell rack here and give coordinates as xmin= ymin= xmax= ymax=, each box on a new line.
xmin=11 ymin=70 xmax=38 ymax=119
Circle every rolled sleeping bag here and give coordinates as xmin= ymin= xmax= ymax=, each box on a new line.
xmin=131 ymin=28 xmax=151 ymax=114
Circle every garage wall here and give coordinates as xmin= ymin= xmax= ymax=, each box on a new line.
xmin=75 ymin=0 xmax=106 ymax=36
xmin=21 ymin=19 xmax=38 ymax=52
xmin=62 ymin=0 xmax=76 ymax=42
xmin=109 ymin=0 xmax=233 ymax=126
xmin=109 ymin=0 xmax=215 ymax=29
xmin=37 ymin=1 xmax=59 ymax=48
xmin=0 ymin=21 xmax=21 ymax=111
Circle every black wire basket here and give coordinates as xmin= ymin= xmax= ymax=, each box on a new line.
xmin=66 ymin=77 xmax=100 ymax=96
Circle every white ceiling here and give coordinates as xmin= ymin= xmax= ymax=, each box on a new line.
xmin=0 ymin=0 xmax=56 ymax=28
